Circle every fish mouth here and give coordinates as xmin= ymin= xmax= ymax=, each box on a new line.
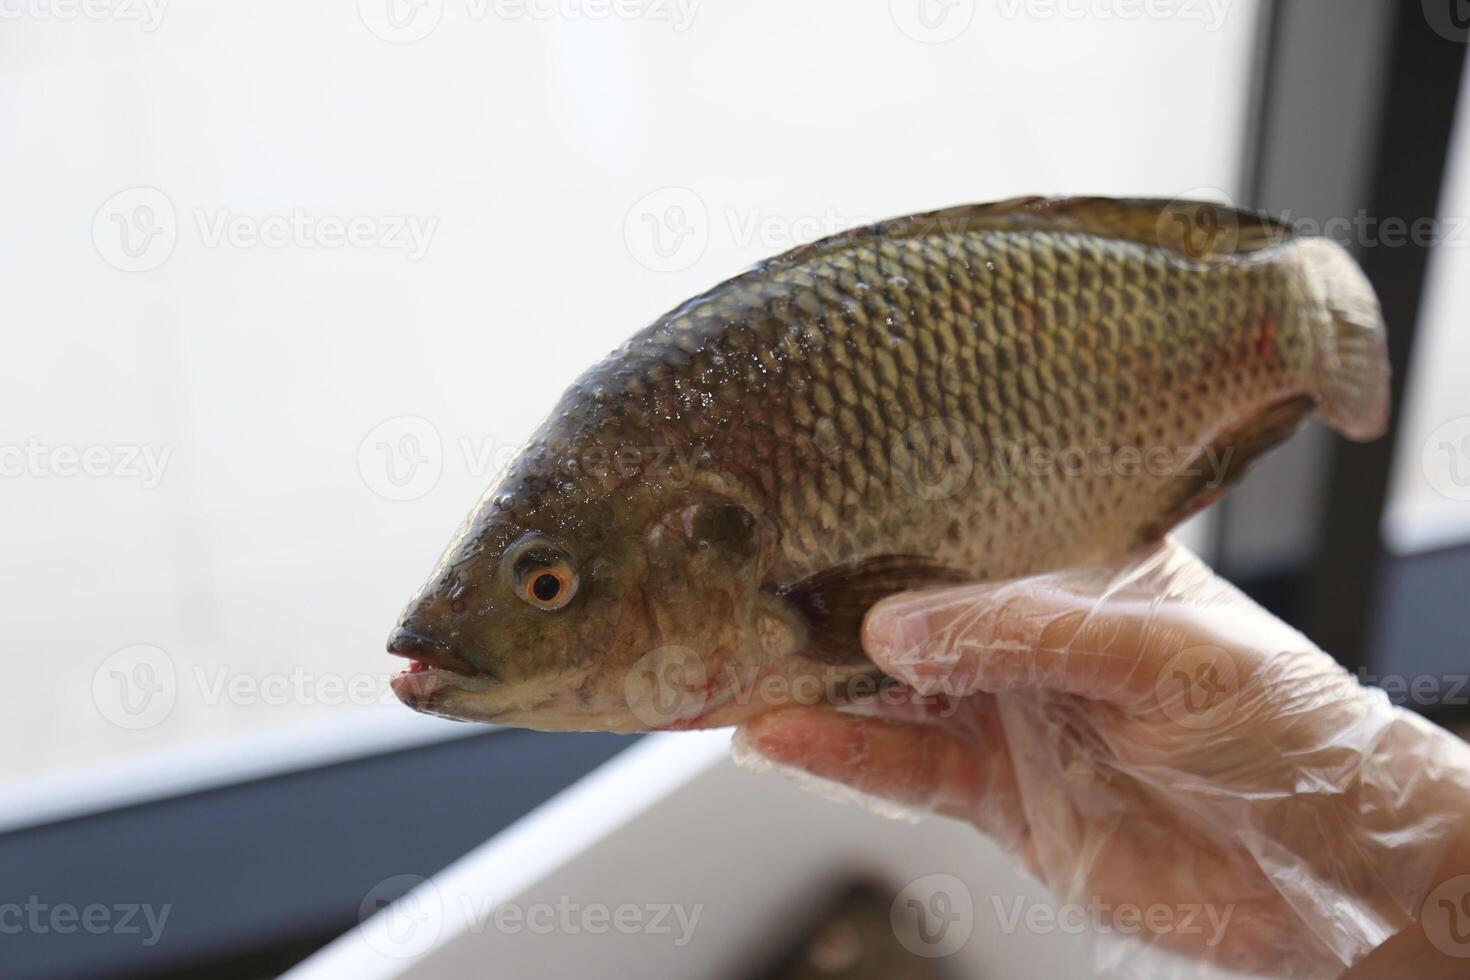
xmin=386 ymin=626 xmax=488 ymax=713
xmin=386 ymin=626 xmax=478 ymax=677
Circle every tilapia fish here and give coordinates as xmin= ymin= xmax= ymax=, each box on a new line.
xmin=388 ymin=197 xmax=1389 ymax=732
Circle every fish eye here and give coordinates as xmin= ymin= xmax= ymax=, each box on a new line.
xmin=517 ymin=560 xmax=576 ymax=610
xmin=507 ymin=536 xmax=579 ymax=611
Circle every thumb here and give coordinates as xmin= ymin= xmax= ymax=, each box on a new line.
xmin=863 ymin=539 xmax=1222 ymax=702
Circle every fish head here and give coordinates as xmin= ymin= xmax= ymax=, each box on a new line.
xmin=388 ymin=445 xmax=804 ymax=732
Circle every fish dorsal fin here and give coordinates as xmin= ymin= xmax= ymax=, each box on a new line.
xmin=776 ymin=556 xmax=972 ymax=666
xmin=859 ymin=196 xmax=1295 ymax=260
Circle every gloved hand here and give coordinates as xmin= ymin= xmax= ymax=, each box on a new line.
xmin=734 ymin=539 xmax=1470 ymax=978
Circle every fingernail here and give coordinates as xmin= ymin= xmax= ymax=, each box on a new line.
xmin=735 ymin=712 xmax=856 ymax=781
xmin=736 ymin=712 xmax=802 ymax=764
xmin=865 ymin=602 xmax=918 ymax=658
xmin=866 ymin=601 xmax=953 ymax=692
xmin=752 ymin=728 xmax=800 ymax=764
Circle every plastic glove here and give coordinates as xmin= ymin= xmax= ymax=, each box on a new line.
xmin=734 ymin=539 xmax=1470 ymax=979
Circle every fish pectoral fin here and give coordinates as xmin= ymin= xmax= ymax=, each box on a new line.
xmin=774 ymin=556 xmax=972 ymax=666
xmin=1139 ymin=393 xmax=1319 ymax=546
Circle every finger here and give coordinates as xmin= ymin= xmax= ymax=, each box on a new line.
xmin=734 ymin=706 xmax=1025 ymax=844
xmin=863 ymin=539 xmax=1219 ymax=702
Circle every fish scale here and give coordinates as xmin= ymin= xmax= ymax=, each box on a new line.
xmin=585 ymin=229 xmax=1289 ymax=579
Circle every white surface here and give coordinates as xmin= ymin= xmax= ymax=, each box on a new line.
xmin=289 ymin=732 xmax=1238 ymax=980
xmin=1384 ymin=48 xmax=1470 ymax=555
xmin=286 ymin=731 xmax=739 ymax=980
xmin=1 ymin=2 xmax=1261 ymax=794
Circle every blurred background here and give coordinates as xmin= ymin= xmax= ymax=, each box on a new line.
xmin=1 ymin=0 xmax=1466 ymax=977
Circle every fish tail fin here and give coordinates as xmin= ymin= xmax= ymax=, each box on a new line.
xmin=1296 ymin=238 xmax=1391 ymax=440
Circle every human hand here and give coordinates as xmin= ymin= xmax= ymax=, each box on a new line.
xmin=735 ymin=540 xmax=1470 ymax=978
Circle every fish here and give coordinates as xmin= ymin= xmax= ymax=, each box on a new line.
xmin=387 ymin=196 xmax=1389 ymax=733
